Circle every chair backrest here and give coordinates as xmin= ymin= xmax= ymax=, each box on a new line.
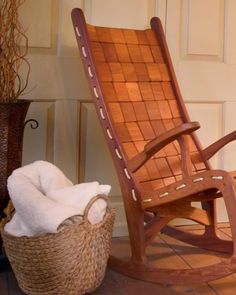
xmin=72 ymin=9 xmax=210 ymax=200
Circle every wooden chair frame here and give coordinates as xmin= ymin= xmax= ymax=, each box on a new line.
xmin=72 ymin=8 xmax=236 ymax=284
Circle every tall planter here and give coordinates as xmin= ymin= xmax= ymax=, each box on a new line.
xmin=0 ymin=100 xmax=31 ymax=217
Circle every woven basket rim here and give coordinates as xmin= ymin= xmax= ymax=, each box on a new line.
xmin=2 ymin=208 xmax=116 ymax=242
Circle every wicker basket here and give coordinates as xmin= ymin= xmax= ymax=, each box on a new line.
xmin=2 ymin=195 xmax=115 ymax=295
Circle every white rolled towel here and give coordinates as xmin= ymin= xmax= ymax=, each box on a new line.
xmin=4 ymin=161 xmax=111 ymax=237
xmin=48 ymin=182 xmax=110 ymax=225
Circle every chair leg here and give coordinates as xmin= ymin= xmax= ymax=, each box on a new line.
xmin=202 ymin=199 xmax=218 ymax=237
xmin=122 ymin=195 xmax=147 ymax=263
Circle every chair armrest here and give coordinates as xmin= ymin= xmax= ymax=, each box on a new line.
xmin=128 ymin=121 xmax=200 ymax=172
xmin=201 ymin=130 xmax=236 ymax=160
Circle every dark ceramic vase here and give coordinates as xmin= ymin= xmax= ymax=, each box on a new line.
xmin=0 ymin=99 xmax=31 ymax=219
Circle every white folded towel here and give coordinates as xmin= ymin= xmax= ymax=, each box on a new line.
xmin=4 ymin=161 xmax=111 ymax=237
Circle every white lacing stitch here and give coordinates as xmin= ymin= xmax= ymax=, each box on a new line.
xmin=100 ymin=108 xmax=105 ymax=120
xmin=106 ymin=129 xmax=113 ymax=139
xmin=143 ymin=199 xmax=152 ymax=203
xmin=175 ymin=184 xmax=186 ymax=190
xmin=159 ymin=192 xmax=169 ymax=198
xmin=82 ymin=46 xmax=87 ymax=57
xmin=75 ymin=26 xmax=81 ymax=37
xmin=88 ymin=66 xmax=93 ymax=78
xmin=212 ymin=176 xmax=223 ymax=180
xmin=115 ymin=148 xmax=122 ymax=159
xmin=193 ymin=177 xmax=204 ymax=183
xmin=93 ymin=87 xmax=99 ymax=98
xmin=131 ymin=189 xmax=137 ymax=201
xmin=124 ymin=168 xmax=131 ymax=180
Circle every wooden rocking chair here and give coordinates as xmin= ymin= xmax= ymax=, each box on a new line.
xmin=72 ymin=8 xmax=236 ymax=284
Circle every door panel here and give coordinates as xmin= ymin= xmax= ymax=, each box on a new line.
xmin=160 ymin=0 xmax=236 ymax=223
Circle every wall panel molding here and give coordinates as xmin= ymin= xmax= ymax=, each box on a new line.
xmin=46 ymin=104 xmax=55 ymax=163
xmin=181 ymin=0 xmax=225 ymax=61
xmin=224 ymin=0 xmax=236 ymax=64
xmin=222 ymin=101 xmax=236 ymax=171
xmin=186 ymin=101 xmax=223 ymax=169
xmin=154 ymin=0 xmax=167 ymax=32
xmin=79 ymin=102 xmax=125 ymax=236
xmin=20 ymin=0 xmax=57 ymax=54
xmin=23 ymin=101 xmax=55 ymax=165
xmin=53 ymin=100 xmax=80 ymax=183
xmin=165 ymin=0 xmax=183 ymax=67
xmin=83 ymin=0 xmax=93 ymax=23
xmin=83 ymin=0 xmax=153 ymax=28
xmin=78 ymin=103 xmax=121 ymax=195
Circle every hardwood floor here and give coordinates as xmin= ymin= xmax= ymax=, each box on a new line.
xmin=1 ymin=224 xmax=236 ymax=295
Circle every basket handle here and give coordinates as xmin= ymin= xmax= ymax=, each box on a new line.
xmin=83 ymin=194 xmax=109 ymax=225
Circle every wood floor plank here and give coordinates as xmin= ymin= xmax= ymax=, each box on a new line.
xmin=217 ymin=223 xmax=230 ymax=229
xmin=160 ymin=232 xmax=222 ymax=267
xmin=6 ymin=272 xmax=24 ymax=295
xmin=219 ymin=228 xmax=232 ymax=238
xmin=111 ymin=236 xmax=191 ymax=270
xmin=111 ymin=270 xmax=177 ymax=295
xmin=157 ymin=233 xmax=218 ymax=294
xmin=147 ymin=235 xmax=191 ymax=269
xmin=94 ymin=270 xmax=122 ymax=295
xmin=0 ymin=272 xmax=9 ymax=295
xmin=160 ymin=230 xmax=236 ymax=294
xmin=207 ymin=229 xmax=236 ymax=294
xmin=111 ymin=235 xmax=216 ymax=294
xmin=210 ymin=276 xmax=236 ymax=295
xmin=111 ymin=236 xmax=190 ymax=294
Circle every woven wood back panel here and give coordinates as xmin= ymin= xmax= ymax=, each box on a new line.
xmin=85 ymin=24 xmax=207 ymax=192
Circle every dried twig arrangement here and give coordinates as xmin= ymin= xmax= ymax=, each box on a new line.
xmin=0 ymin=0 xmax=30 ymax=101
